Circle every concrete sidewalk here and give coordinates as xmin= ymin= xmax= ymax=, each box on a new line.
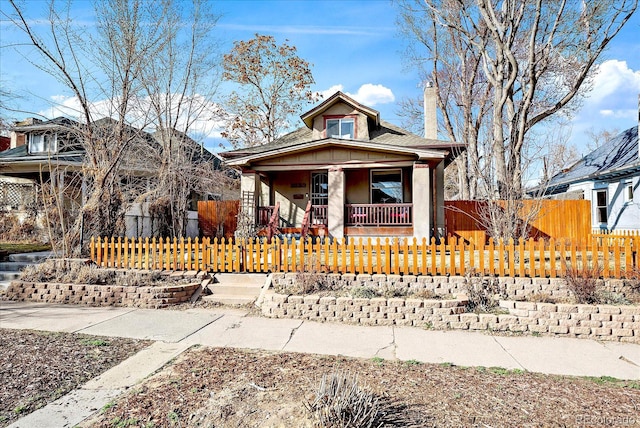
xmin=2 ymin=300 xmax=640 ymax=427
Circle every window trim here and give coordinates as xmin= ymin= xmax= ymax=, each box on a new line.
xmin=323 ymin=115 xmax=357 ymax=140
xmin=28 ymin=132 xmax=58 ymax=154
xmin=370 ymin=168 xmax=403 ymax=204
xmin=624 ymin=181 xmax=634 ymax=203
xmin=594 ymin=189 xmax=608 ymax=224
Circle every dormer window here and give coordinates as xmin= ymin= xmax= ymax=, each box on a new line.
xmin=326 ymin=117 xmax=354 ymax=139
xmin=29 ymin=133 xmax=57 ymax=154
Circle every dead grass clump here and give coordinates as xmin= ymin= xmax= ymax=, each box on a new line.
xmin=305 ymin=370 xmax=401 ymax=428
xmin=114 ymin=271 xmax=163 ymax=287
xmin=562 ymin=262 xmax=601 ymax=304
xmin=20 ymin=259 xmax=115 ymax=284
xmin=528 ymin=292 xmax=556 ymax=303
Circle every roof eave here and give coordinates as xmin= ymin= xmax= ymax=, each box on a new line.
xmin=226 ymin=138 xmax=447 ymax=167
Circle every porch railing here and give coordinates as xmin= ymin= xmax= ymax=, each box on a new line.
xmin=258 ymin=206 xmax=274 ymax=226
xmin=312 ymin=205 xmax=328 ymax=225
xmin=346 ymin=203 xmax=412 ymax=226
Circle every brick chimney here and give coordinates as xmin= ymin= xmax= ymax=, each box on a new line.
xmin=423 ymin=82 xmax=437 ymax=140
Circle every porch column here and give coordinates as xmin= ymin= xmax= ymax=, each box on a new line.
xmin=413 ymin=162 xmax=431 ymax=239
xmin=327 ymin=166 xmax=345 ymax=239
xmin=241 ymin=170 xmax=259 ymax=227
xmin=434 ymin=161 xmax=445 ymax=238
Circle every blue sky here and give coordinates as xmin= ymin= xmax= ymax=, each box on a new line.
xmin=1 ymin=0 xmax=639 ymax=156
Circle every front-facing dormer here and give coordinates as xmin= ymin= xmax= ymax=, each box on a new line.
xmin=301 ymin=91 xmax=380 ymax=141
xmin=28 ymin=132 xmax=58 ymax=154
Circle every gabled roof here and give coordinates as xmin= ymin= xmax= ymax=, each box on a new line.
xmin=12 ymin=116 xmax=78 ymax=132
xmin=221 ymin=120 xmax=462 ymax=160
xmin=300 ymin=91 xmax=380 ymax=128
xmin=546 ymin=126 xmax=640 ymax=193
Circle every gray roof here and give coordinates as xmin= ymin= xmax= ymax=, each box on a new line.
xmin=547 ymin=126 xmax=640 ymax=193
xmin=221 ymin=119 xmax=460 ymax=159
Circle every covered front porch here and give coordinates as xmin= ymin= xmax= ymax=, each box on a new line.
xmin=243 ymin=161 xmax=444 ymax=239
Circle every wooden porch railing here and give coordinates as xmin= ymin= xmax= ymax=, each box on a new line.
xmin=258 ymin=206 xmax=274 ymax=227
xmin=312 ymin=205 xmax=328 ymax=225
xmin=346 ymin=203 xmax=412 ymax=226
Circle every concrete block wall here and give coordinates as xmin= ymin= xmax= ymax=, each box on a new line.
xmin=6 ymin=273 xmax=202 ymax=308
xmin=272 ymin=273 xmax=636 ymax=301
xmin=264 ymin=273 xmax=640 ymax=343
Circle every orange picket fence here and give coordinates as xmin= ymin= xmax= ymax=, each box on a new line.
xmin=90 ymin=235 xmax=640 ymax=279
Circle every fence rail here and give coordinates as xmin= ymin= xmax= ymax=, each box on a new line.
xmin=90 ymin=235 xmax=640 ymax=279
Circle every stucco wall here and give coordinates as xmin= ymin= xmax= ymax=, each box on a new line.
xmin=272 ymin=170 xmax=309 ymax=227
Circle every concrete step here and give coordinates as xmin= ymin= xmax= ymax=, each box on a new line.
xmin=0 ymin=271 xmax=20 ymax=281
xmin=201 ymin=294 xmax=255 ymax=305
xmin=8 ymin=251 xmax=52 ymax=263
xmin=214 ymin=273 xmax=268 ymax=286
xmin=210 ymin=283 xmax=263 ymax=296
xmin=0 ymin=261 xmax=32 ymax=271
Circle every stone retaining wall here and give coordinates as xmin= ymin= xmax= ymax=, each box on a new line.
xmin=5 ymin=271 xmax=205 ymax=308
xmin=272 ymin=273 xmax=636 ymax=300
xmin=260 ymin=293 xmax=640 ymax=343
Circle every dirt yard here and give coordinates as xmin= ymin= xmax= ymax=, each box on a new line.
xmin=2 ymin=328 xmax=639 ymax=427
xmin=0 ymin=329 xmax=151 ymax=427
xmin=83 ymin=346 xmax=640 ymax=428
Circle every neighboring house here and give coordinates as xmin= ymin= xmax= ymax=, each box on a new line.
xmin=221 ymin=90 xmax=463 ymax=239
xmin=542 ymin=123 xmax=640 ymax=232
xmin=0 ymin=116 xmax=223 ymax=236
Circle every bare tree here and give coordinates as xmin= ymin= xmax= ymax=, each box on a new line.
xmin=398 ymin=0 xmax=493 ymax=200
xmin=584 ymin=126 xmax=620 ymax=152
xmin=221 ymin=34 xmax=319 ymax=148
xmin=135 ymin=0 xmax=225 ymax=237
xmin=4 ymin=0 xmax=224 ymax=252
xmin=398 ymin=0 xmax=637 ymax=200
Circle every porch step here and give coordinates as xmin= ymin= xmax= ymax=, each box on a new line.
xmin=8 ymin=251 xmax=52 ymax=263
xmin=201 ymin=294 xmax=256 ymax=305
xmin=202 ymin=273 xmax=268 ymax=306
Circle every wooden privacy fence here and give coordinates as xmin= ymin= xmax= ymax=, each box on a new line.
xmin=197 ymin=200 xmax=239 ymax=239
xmin=90 ymin=235 xmax=640 ymax=279
xmin=445 ymin=200 xmax=592 ymax=243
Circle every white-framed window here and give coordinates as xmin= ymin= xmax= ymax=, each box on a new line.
xmin=28 ymin=133 xmax=57 ymax=154
xmin=595 ymin=189 xmax=608 ymax=223
xmin=326 ymin=118 xmax=355 ymax=139
xmin=371 ymin=169 xmax=403 ymax=203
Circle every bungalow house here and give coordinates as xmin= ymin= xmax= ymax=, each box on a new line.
xmin=0 ymin=116 xmax=223 ymax=237
xmin=542 ymin=122 xmax=640 ymax=232
xmin=221 ymin=89 xmax=463 ymax=239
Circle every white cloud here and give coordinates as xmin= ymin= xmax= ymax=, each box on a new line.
xmin=319 ymin=84 xmax=344 ymax=100
xmin=319 ymin=83 xmax=395 ymax=107
xmin=599 ymin=108 xmax=636 ymax=119
xmin=589 ymin=60 xmax=640 ymax=104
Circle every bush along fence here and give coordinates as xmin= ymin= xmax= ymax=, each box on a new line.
xmin=90 ymin=234 xmax=640 ymax=279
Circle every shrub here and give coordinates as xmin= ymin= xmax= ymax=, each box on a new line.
xmin=562 ymin=261 xmax=601 ymax=304
xmin=464 ymin=271 xmax=506 ymax=313
xmin=349 ymin=286 xmax=378 ymax=299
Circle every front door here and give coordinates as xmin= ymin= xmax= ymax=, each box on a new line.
xmin=311 ymin=172 xmax=328 ymax=224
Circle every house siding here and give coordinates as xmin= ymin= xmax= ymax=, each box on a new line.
xmin=567 ymin=178 xmax=640 ymax=231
